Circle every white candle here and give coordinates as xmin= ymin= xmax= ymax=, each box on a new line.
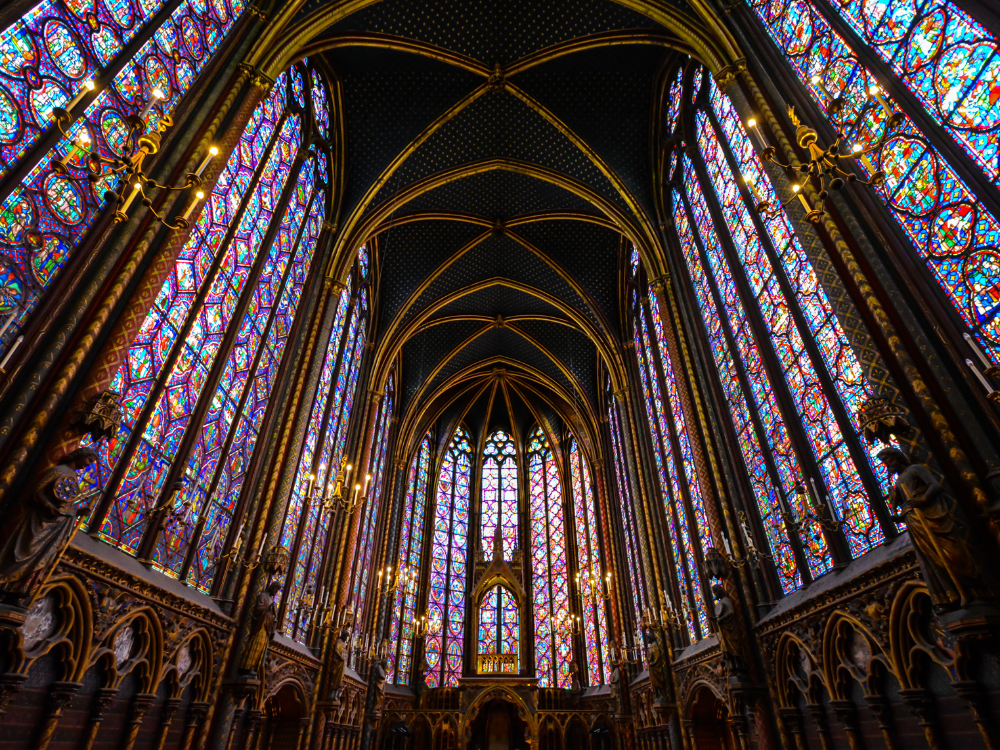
xmin=181 ymin=191 xmax=204 ymax=221
xmin=66 ymin=79 xmax=96 ymax=111
xmin=0 ymin=336 xmax=23 ymax=370
xmin=964 ymin=333 xmax=993 ymax=371
xmin=967 ymin=359 xmax=996 ymax=395
xmin=120 ymin=182 xmax=142 ymax=213
xmin=721 ymin=534 xmax=732 ymax=556
xmin=139 ymin=88 xmax=164 ymax=119
xmin=193 ymin=146 xmax=218 ymax=178
xmin=0 ymin=309 xmax=19 ymax=340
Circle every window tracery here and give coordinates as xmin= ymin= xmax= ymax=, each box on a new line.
xmin=481 ymin=429 xmax=518 ymax=559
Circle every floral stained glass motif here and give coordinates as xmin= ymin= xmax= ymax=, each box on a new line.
xmin=94 ymin=81 xmax=299 ymax=558
xmin=696 ymin=80 xmax=889 ymax=557
xmin=569 ymin=438 xmax=610 ymax=685
xmin=677 ymin=172 xmax=833 ymax=580
xmin=0 ymin=0 xmax=243 ymax=356
xmin=528 ymin=426 xmax=572 ymax=689
xmin=426 ymin=426 xmax=471 ymax=688
xmin=351 ymin=369 xmax=391 ymax=633
xmin=310 ymin=69 xmax=329 ymax=139
xmin=748 ymin=0 xmax=1000 ymax=358
xmin=388 ymin=435 xmax=432 ymax=684
xmin=481 ymin=430 xmax=518 ymax=559
xmin=633 ymin=295 xmax=708 ymax=635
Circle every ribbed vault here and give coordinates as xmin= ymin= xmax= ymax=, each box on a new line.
xmin=245 ymin=0 xmax=743 ymax=452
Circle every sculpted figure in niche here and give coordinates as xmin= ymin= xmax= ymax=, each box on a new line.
xmin=711 ymin=583 xmax=744 ymax=674
xmin=328 ymin=628 xmax=350 ymax=703
xmin=239 ymin=580 xmax=282 ymax=676
xmin=643 ymin=627 xmax=670 ymax=705
xmin=0 ymin=447 xmax=98 ymax=601
xmin=877 ymin=447 xmax=993 ymax=608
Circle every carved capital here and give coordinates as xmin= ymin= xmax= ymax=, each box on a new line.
xmin=713 ymin=59 xmax=747 ymax=89
xmin=71 ymin=391 xmax=123 ymax=442
xmin=0 ymin=673 xmax=27 ymax=717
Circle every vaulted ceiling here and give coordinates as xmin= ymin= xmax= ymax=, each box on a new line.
xmin=279 ymin=0 xmax=704 ymax=455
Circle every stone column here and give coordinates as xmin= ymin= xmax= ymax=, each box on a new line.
xmin=35 ymin=681 xmax=82 ymax=750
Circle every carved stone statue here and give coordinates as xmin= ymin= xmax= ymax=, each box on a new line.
xmin=609 ymin=659 xmax=622 ymax=710
xmin=328 ymin=628 xmax=349 ymax=703
xmin=644 ymin=628 xmax=670 ymax=705
xmin=239 ymin=581 xmax=282 ymax=676
xmin=711 ymin=584 xmax=744 ymax=674
xmin=415 ymin=654 xmax=431 ymax=701
xmin=568 ymin=660 xmax=581 ymax=693
xmin=0 ymin=447 xmax=98 ymax=601
xmin=877 ymin=447 xmax=993 ymax=608
xmin=372 ymin=655 xmax=388 ymax=711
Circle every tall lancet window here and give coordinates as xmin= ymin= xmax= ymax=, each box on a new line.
xmin=747 ymin=0 xmax=1000 ymax=359
xmin=426 ymin=425 xmax=472 ymax=688
xmin=607 ymin=383 xmax=648 ymax=636
xmin=568 ymin=437 xmax=610 ymax=684
xmin=387 ymin=432 xmax=432 ymax=685
xmin=352 ymin=371 xmax=395 ymax=631
xmin=631 ymin=250 xmax=709 ymax=637
xmin=81 ymin=61 xmax=332 ymax=593
xmin=0 ymin=0 xmax=243 ymax=357
xmin=664 ymin=64 xmax=899 ymax=593
xmin=528 ymin=425 xmax=572 ymax=688
xmin=279 ymin=248 xmax=368 ymax=643
xmin=481 ymin=429 xmax=518 ymax=559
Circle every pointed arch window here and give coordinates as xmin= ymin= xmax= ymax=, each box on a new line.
xmin=0 ymin=0 xmax=243 ymax=357
xmin=278 ymin=249 xmax=369 ymax=642
xmin=746 ymin=0 xmax=1000 ymax=359
xmin=528 ymin=425 xmax=572 ymax=688
xmin=78 ymin=61 xmax=331 ymax=594
xmin=568 ymin=436 xmax=610 ymax=685
xmin=387 ymin=431 xmax=432 ymax=685
xmin=606 ymin=387 xmax=648 ymax=634
xmin=478 ymin=584 xmax=519 ymax=671
xmin=481 ymin=429 xmax=518 ymax=559
xmin=663 ymin=65 xmax=899 ymax=592
xmin=352 ymin=370 xmax=395 ymax=633
xmin=425 ymin=425 xmax=472 ymax=688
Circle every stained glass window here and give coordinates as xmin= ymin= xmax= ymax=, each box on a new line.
xmin=351 ymin=367 xmax=393 ymax=633
xmin=0 ymin=0 xmax=244 ymax=357
xmin=425 ymin=425 xmax=471 ymax=688
xmin=478 ymin=585 xmax=519 ymax=672
xmin=607 ymin=395 xmax=647 ymax=636
xmin=280 ymin=255 xmax=369 ymax=644
xmin=481 ymin=429 xmax=518 ymax=559
xmin=387 ymin=433 xmax=432 ymax=685
xmin=568 ymin=437 xmax=610 ymax=685
xmin=747 ymin=0 xmax=1000 ymax=360
xmin=527 ymin=425 xmax=572 ymax=689
xmin=629 ymin=272 xmax=708 ymax=636
xmin=77 ymin=61 xmax=332 ymax=596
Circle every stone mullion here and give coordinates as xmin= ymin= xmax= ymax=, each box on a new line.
xmin=687 ymin=140 xmax=854 ymax=566
xmin=135 ymin=142 xmax=310 ymax=564
xmin=606 ymin=413 xmax=644 ymax=640
xmin=85 ymin=97 xmax=288 ymax=536
xmin=559 ymin=438 xmax=587 ymax=682
xmin=351 ymin=402 xmax=389 ymax=634
xmin=181 ymin=178 xmax=322 ymax=584
xmin=637 ymin=297 xmax=709 ymax=634
xmin=701 ymin=99 xmax=895 ymax=538
xmin=390 ymin=453 xmax=416 ymax=680
xmin=734 ymin=70 xmax=1000 ymax=542
xmin=674 ymin=183 xmax=815 ymax=584
xmin=408 ymin=445 xmax=438 ymax=687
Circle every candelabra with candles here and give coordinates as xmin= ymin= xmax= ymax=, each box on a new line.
xmin=708 ymin=513 xmax=773 ymax=572
xmin=963 ymin=333 xmax=1000 ymax=403
xmin=218 ymin=523 xmax=269 ymax=573
xmin=775 ymin=478 xmax=846 ymax=533
xmin=575 ymin=567 xmax=612 ymax=603
xmin=324 ymin=457 xmax=371 ymax=514
xmin=411 ymin=610 xmax=442 ymax=640
xmin=554 ymin=611 xmax=582 ymax=636
xmin=378 ymin=564 xmax=417 ymax=595
xmin=50 ymin=78 xmax=220 ymax=230
xmin=742 ymin=85 xmax=903 ymax=224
